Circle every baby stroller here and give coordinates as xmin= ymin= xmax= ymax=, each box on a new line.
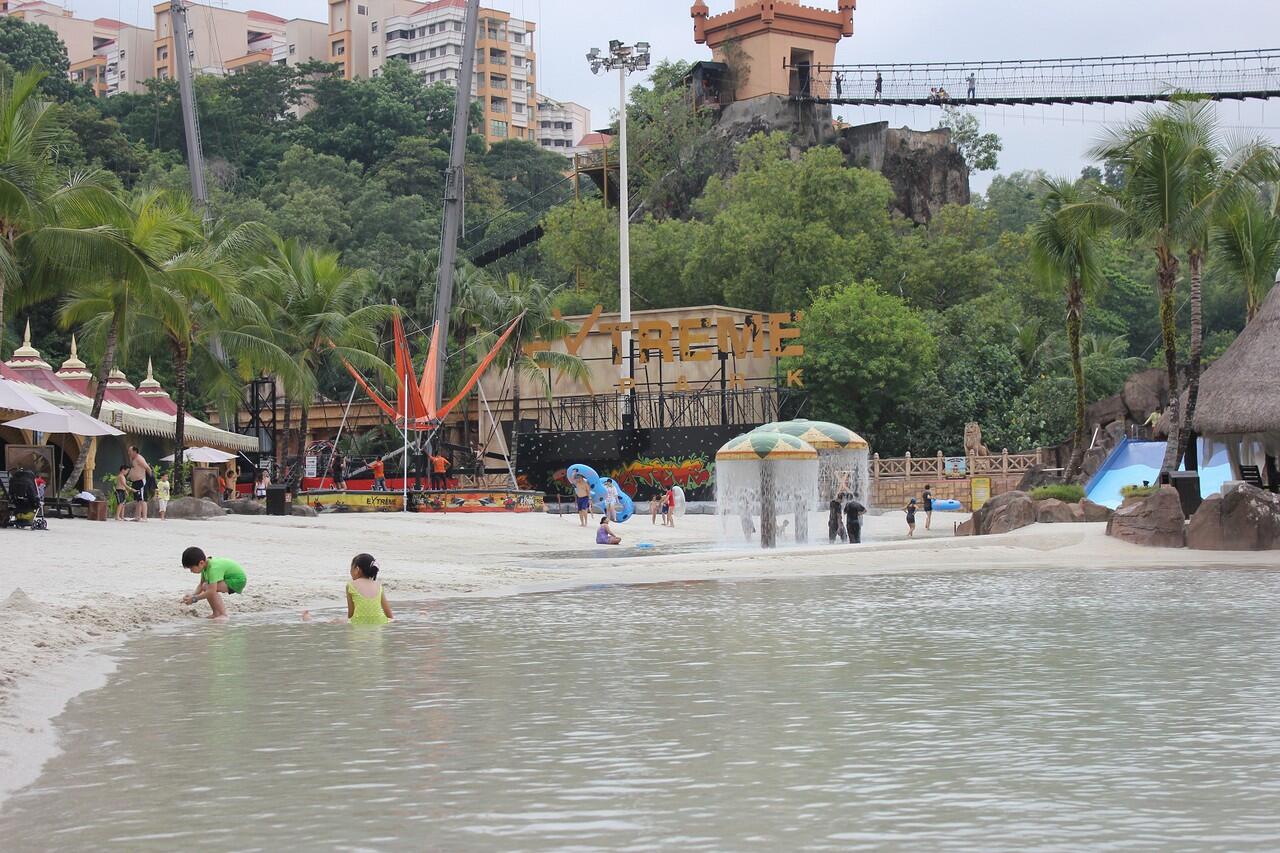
xmin=3 ymin=468 xmax=48 ymax=531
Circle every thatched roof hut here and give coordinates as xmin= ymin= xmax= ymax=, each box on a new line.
xmin=1194 ymin=285 xmax=1280 ymax=437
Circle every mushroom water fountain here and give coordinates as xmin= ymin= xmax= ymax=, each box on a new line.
xmin=715 ymin=432 xmax=819 ymax=548
xmin=754 ymin=419 xmax=870 ymax=507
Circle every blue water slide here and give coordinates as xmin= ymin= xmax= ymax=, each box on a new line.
xmin=1084 ymin=438 xmax=1233 ymax=509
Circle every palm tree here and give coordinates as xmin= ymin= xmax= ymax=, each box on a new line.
xmin=253 ymin=238 xmax=394 ymax=489
xmin=1030 ymin=177 xmax=1106 ymax=479
xmin=140 ymin=218 xmax=302 ymax=494
xmin=58 ymin=190 xmax=200 ymax=492
xmin=0 ymin=70 xmax=145 ymax=352
xmin=1214 ymin=190 xmax=1280 ymax=322
xmin=1087 ymin=102 xmax=1214 ymax=471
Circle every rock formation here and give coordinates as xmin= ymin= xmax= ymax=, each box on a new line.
xmin=1106 ymin=485 xmax=1185 ymax=547
xmin=837 ymin=121 xmax=971 ymax=223
xmin=1186 ymin=485 xmax=1280 ymax=550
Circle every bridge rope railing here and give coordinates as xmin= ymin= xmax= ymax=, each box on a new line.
xmin=792 ymin=48 xmax=1280 ymax=105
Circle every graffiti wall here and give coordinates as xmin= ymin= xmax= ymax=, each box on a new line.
xmin=518 ymin=425 xmax=746 ymax=502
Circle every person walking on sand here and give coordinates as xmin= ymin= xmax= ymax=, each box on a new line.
xmin=664 ymin=488 xmax=676 ymax=528
xmin=181 ymin=546 xmax=247 ymax=621
xmin=905 ymin=497 xmax=918 ymax=537
xmin=302 ymin=553 xmax=394 ymax=625
xmin=573 ymin=474 xmax=591 ymax=527
xmin=127 ymin=445 xmax=153 ymax=521
xmin=650 ymin=494 xmax=661 ymax=524
xmin=923 ymin=484 xmax=934 ymax=530
xmin=156 ymin=471 xmax=171 ymax=520
xmin=596 ymin=516 xmax=622 ymax=546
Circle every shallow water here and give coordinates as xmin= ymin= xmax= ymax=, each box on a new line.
xmin=5 ymin=568 xmax=1280 ymax=851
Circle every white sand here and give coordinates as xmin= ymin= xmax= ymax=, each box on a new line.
xmin=1 ymin=508 xmax=1277 ymax=801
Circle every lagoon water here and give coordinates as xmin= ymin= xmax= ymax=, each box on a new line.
xmin=5 ymin=568 xmax=1280 ymax=851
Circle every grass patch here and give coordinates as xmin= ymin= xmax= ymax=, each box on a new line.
xmin=1030 ymin=484 xmax=1085 ymax=502
xmin=1120 ymin=484 xmax=1158 ymax=499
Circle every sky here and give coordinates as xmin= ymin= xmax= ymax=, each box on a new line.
xmin=70 ymin=0 xmax=1280 ymax=193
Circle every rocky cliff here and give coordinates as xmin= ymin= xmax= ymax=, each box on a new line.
xmin=708 ymin=96 xmax=969 ymax=224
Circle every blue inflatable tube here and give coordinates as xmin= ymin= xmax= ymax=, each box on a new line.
xmin=931 ymin=498 xmax=962 ymax=511
xmin=567 ymin=464 xmax=633 ymax=523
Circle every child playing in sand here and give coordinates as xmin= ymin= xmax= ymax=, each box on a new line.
xmin=597 ymin=516 xmax=621 ymax=545
xmin=302 ymin=553 xmax=394 ymax=625
xmin=181 ymin=546 xmax=248 ymax=621
xmin=114 ymin=466 xmax=131 ymax=520
xmin=156 ymin=471 xmax=171 ymax=520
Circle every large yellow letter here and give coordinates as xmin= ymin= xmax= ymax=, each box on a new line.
xmin=769 ymin=311 xmax=805 ymax=357
xmin=563 ymin=304 xmax=603 ymax=356
xmin=637 ymin=320 xmax=675 ymax=364
xmin=717 ymin=315 xmax=763 ymax=359
xmin=679 ymin=318 xmax=712 ymax=361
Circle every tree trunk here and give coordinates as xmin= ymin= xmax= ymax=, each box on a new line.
xmin=61 ymin=317 xmax=119 ymax=495
xmin=1157 ymin=251 xmax=1182 ymax=472
xmin=291 ymin=406 xmax=310 ymax=492
xmin=1065 ymin=276 xmax=1087 ymax=480
xmin=1177 ymin=249 xmax=1204 ymax=470
xmin=0 ymin=273 xmax=6 ymax=358
xmin=172 ymin=345 xmax=189 ymax=495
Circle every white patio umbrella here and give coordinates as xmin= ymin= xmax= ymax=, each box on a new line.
xmin=161 ymin=446 xmax=236 ymax=464
xmin=0 ymin=378 xmax=62 ymax=416
xmin=4 ymin=407 xmax=124 ymax=437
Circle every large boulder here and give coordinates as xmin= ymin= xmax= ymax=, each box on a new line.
xmin=955 ymin=518 xmax=975 ymax=536
xmin=1086 ymin=393 xmax=1128 ymax=433
xmin=1106 ymin=485 xmax=1185 ymax=548
xmin=1017 ymin=464 xmax=1064 ymax=492
xmin=291 ymin=504 xmax=319 ymax=518
xmin=1122 ymin=368 xmax=1169 ymax=424
xmin=971 ymin=490 xmax=1036 ymax=535
xmin=1080 ymin=500 xmax=1114 ymax=523
xmin=1186 ymin=485 xmax=1280 ymax=551
xmin=223 ymin=498 xmax=266 ymax=516
xmin=163 ymin=496 xmax=226 ymax=520
xmin=1080 ymin=446 xmax=1109 ymax=480
xmin=1035 ymin=498 xmax=1079 ymax=524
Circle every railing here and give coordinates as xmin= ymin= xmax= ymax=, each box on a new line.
xmin=525 ymin=387 xmax=805 ymax=433
xmin=872 ymin=450 xmax=1047 ymax=480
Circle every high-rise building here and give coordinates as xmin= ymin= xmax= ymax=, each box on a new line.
xmin=151 ymin=2 xmax=291 ymax=79
xmin=1 ymin=2 xmax=155 ymax=96
xmin=535 ymin=97 xmax=590 ymax=157
xmin=329 ymin=0 xmax=538 ymax=146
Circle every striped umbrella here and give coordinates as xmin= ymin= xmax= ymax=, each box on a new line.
xmin=716 ymin=431 xmax=818 ymax=461
xmin=753 ymin=419 xmax=868 ymax=450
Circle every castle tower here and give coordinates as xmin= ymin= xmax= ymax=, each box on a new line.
xmin=691 ymin=0 xmax=854 ymax=101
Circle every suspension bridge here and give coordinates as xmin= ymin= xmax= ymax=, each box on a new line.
xmin=792 ymin=48 xmax=1280 ymax=107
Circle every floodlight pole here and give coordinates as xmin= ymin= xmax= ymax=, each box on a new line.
xmin=170 ymin=0 xmax=207 ymax=205
xmin=588 ymin=40 xmax=650 ymax=400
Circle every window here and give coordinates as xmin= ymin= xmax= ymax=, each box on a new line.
xmin=490 ymin=119 xmax=508 ymax=138
xmin=453 ymin=21 xmax=462 ymax=32
xmin=515 ymin=127 xmax=525 ymax=138
xmin=540 ymin=138 xmax=552 ymax=146
xmin=511 ymin=32 xmax=523 ymax=44
xmin=512 ymin=55 xmax=524 ymax=68
xmin=451 ymin=44 xmax=460 ymax=55
xmin=513 ymin=79 xmax=524 ymax=91
xmin=371 ymin=21 xmax=377 ymax=32
xmin=333 ymin=41 xmax=345 ymax=56
xmin=371 ymin=46 xmax=378 ymax=56
xmin=540 ymin=121 xmax=551 ymax=128
xmin=288 ymin=44 xmax=296 ymax=55
xmin=490 ymin=97 xmax=507 ymax=113
xmin=158 ymin=68 xmax=169 ymax=79
xmin=120 ymin=72 xmax=127 ymax=80
xmin=157 ymin=47 xmax=168 ymax=60
xmin=513 ymin=103 xmax=524 ymax=114
xmin=357 ymin=5 xmax=367 ymax=14
xmin=119 ymin=50 xmax=126 ymax=58
xmin=187 ymin=29 xmax=193 ymax=38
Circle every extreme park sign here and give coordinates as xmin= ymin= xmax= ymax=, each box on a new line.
xmin=524 ymin=305 xmax=806 ymax=392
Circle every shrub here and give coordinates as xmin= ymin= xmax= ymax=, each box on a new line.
xmin=1030 ymin=484 xmax=1085 ymax=502
xmin=1120 ymin=484 xmax=1157 ymax=499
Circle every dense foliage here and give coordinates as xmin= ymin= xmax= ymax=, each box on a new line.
xmin=3 ymin=16 xmax=1277 ymax=467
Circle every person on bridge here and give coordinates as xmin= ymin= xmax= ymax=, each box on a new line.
xmin=967 ymin=73 xmax=976 ymax=99
xmin=874 ymin=71 xmax=883 ymax=99
xmin=834 ymin=72 xmax=843 ymax=98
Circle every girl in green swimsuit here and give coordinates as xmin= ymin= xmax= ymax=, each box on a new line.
xmin=302 ymin=553 xmax=394 ymax=625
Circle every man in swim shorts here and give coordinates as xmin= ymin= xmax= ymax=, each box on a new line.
xmin=127 ymin=445 xmax=153 ymax=522
xmin=573 ymin=474 xmax=591 ymax=527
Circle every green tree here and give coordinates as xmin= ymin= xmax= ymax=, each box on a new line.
xmin=1214 ymin=190 xmax=1280 ymax=321
xmin=938 ymin=107 xmax=1001 ymax=172
xmin=1030 ymin=177 xmax=1106 ymax=477
xmin=795 ymin=280 xmax=937 ymax=449
xmin=253 ymin=238 xmax=393 ymax=487
xmin=0 ymin=17 xmax=82 ymax=101
xmin=982 ymin=170 xmax=1050 ymax=233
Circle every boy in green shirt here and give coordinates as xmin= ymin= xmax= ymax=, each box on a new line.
xmin=181 ymin=546 xmax=248 ymax=621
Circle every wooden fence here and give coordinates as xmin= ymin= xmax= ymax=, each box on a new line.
xmin=871 ymin=450 xmax=1046 ymax=481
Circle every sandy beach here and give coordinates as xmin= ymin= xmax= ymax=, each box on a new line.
xmin=1 ymin=508 xmax=1278 ymax=802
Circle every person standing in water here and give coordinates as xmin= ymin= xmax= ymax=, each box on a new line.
xmin=904 ymin=497 xmax=918 ymax=537
xmin=828 ymin=498 xmax=847 ymax=543
xmin=302 ymin=553 xmax=394 ymax=625
xmin=845 ymin=498 xmax=866 ymax=544
xmin=922 ymin=484 xmax=934 ymax=530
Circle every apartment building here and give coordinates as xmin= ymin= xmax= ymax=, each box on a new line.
xmin=535 ymin=97 xmax=590 ymax=157
xmin=329 ymin=0 xmax=538 ymax=146
xmin=270 ymin=18 xmax=331 ymax=68
xmin=1 ymin=2 xmax=154 ymax=96
xmin=152 ymin=2 xmax=288 ymax=79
